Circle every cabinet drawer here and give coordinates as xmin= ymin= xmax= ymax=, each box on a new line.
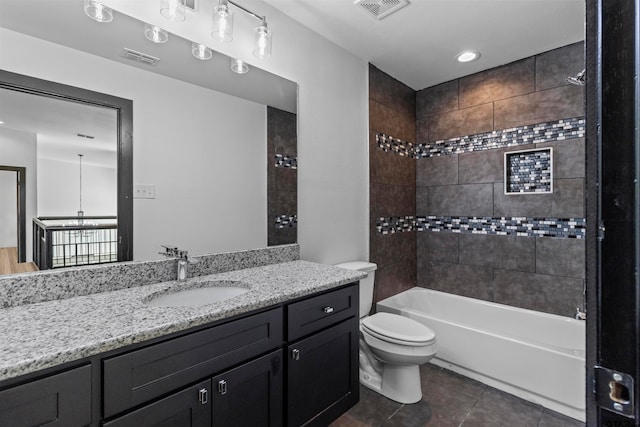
xmin=103 ymin=307 xmax=282 ymax=418
xmin=287 ymin=284 xmax=358 ymax=341
xmin=0 ymin=364 xmax=92 ymax=427
xmin=103 ymin=379 xmax=211 ymax=427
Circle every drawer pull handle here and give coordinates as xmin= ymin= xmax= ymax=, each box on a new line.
xmin=199 ymin=388 xmax=208 ymax=404
xmin=218 ymin=380 xmax=227 ymax=395
xmin=323 ymin=306 xmax=334 ymax=314
xmin=292 ymin=348 xmax=300 ymax=361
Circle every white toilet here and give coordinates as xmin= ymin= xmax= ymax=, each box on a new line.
xmin=335 ymin=261 xmax=437 ymax=404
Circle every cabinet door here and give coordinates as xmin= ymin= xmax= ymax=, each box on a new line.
xmin=287 ymin=319 xmax=359 ymax=427
xmin=0 ymin=365 xmax=92 ymax=427
xmin=211 ymin=349 xmax=283 ymax=427
xmin=103 ymin=379 xmax=211 ymax=427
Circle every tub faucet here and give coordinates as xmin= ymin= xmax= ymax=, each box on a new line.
xmin=574 ymin=307 xmax=586 ymax=321
xmin=160 ymin=245 xmax=199 ymax=282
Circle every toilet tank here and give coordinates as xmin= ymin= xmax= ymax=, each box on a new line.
xmin=334 ymin=261 xmax=377 ymax=318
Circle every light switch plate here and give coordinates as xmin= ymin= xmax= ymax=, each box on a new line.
xmin=134 ymin=184 xmax=156 ymax=199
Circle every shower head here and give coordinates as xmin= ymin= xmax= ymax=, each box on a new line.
xmin=567 ymin=69 xmax=586 ymax=86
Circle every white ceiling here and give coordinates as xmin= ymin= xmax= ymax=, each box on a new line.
xmin=262 ymin=0 xmax=586 ymax=90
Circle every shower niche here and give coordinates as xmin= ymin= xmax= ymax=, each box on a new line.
xmin=504 ymin=147 xmax=553 ymax=195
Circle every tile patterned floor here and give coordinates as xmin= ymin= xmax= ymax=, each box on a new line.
xmin=331 ymin=364 xmax=585 ymax=427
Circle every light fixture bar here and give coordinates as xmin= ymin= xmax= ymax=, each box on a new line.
xmin=226 ymin=0 xmax=264 ymax=22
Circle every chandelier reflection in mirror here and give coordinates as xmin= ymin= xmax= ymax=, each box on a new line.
xmin=84 ymin=0 xmax=272 ymax=72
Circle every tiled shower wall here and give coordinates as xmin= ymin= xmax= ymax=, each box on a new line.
xmin=370 ymin=42 xmax=586 ymax=316
xmin=267 ymin=107 xmax=297 ymax=246
xmin=369 ymin=65 xmax=417 ymax=304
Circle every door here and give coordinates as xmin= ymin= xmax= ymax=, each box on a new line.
xmin=286 ymin=319 xmax=359 ymax=427
xmin=0 ymin=166 xmax=25 ymax=263
xmin=211 ymin=349 xmax=283 ymax=426
xmin=586 ymin=0 xmax=640 ymax=424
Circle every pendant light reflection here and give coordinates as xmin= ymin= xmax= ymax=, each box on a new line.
xmin=253 ymin=18 xmax=272 ymax=59
xmin=84 ymin=0 xmax=113 ymax=23
xmin=145 ymin=24 xmax=169 ymax=44
xmin=192 ymin=43 xmax=213 ymax=61
xmin=212 ymin=0 xmax=234 ymax=42
xmin=160 ymin=0 xmax=186 ymax=22
xmin=231 ymin=59 xmax=249 ymax=74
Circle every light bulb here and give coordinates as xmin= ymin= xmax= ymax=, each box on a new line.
xmin=231 ymin=59 xmax=249 ymax=74
xmin=161 ymin=0 xmax=186 ymax=22
xmin=212 ymin=1 xmax=234 ymax=42
xmin=192 ymin=42 xmax=213 ymax=60
xmin=144 ymin=24 xmax=169 ymax=44
xmin=84 ymin=0 xmax=113 ymax=23
xmin=253 ymin=19 xmax=272 ymax=59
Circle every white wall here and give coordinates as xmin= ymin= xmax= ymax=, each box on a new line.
xmin=0 ymin=127 xmax=37 ymax=261
xmin=37 ymin=158 xmax=117 ymax=217
xmin=0 ymin=1 xmax=370 ymax=265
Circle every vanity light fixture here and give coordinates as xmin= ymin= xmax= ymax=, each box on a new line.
xmin=145 ymin=24 xmax=169 ymax=44
xmin=456 ymin=50 xmax=480 ymax=63
xmin=212 ymin=0 xmax=234 ymax=42
xmin=212 ymin=0 xmax=272 ymax=59
xmin=160 ymin=0 xmax=186 ymax=22
xmin=231 ymin=58 xmax=249 ymax=74
xmin=192 ymin=42 xmax=213 ymax=60
xmin=84 ymin=0 xmax=113 ymax=23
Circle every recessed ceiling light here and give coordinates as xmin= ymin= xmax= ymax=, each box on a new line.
xmin=0 ymin=121 xmax=4 ymax=125
xmin=456 ymin=50 xmax=480 ymax=63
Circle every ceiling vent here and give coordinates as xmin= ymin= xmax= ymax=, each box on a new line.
xmin=355 ymin=0 xmax=409 ymax=20
xmin=121 ymin=48 xmax=160 ymax=66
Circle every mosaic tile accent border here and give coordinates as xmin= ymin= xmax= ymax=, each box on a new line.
xmin=275 ymin=214 xmax=297 ymax=228
xmin=376 ymin=216 xmax=585 ymax=239
xmin=376 ymin=117 xmax=585 ymax=159
xmin=505 ymin=148 xmax=552 ymax=194
xmin=275 ymin=154 xmax=297 ymax=169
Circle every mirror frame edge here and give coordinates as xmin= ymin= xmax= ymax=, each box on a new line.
xmin=0 ymin=68 xmax=133 ymax=263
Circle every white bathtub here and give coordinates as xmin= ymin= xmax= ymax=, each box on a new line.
xmin=377 ymin=287 xmax=585 ymax=421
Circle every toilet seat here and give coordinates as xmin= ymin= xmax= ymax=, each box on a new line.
xmin=362 ymin=312 xmax=435 ymax=347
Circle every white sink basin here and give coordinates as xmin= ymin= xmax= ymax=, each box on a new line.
xmin=144 ymin=281 xmax=250 ymax=307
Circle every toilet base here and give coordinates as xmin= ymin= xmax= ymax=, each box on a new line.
xmin=359 ymin=364 xmax=422 ymax=404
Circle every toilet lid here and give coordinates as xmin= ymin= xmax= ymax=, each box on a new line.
xmin=362 ymin=312 xmax=435 ymax=344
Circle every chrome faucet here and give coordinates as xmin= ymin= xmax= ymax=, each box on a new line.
xmin=160 ymin=245 xmax=199 ymax=282
xmin=574 ymin=307 xmax=586 ymax=320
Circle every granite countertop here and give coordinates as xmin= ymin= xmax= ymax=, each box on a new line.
xmin=0 ymin=260 xmax=365 ymax=382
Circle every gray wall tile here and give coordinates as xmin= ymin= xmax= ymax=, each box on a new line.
xmin=418 ymin=231 xmax=459 ymax=264
xmin=416 ymin=80 xmax=459 ymax=119
xmin=535 ymin=42 xmax=585 ymax=91
xmin=459 ymin=234 xmax=535 ymax=272
xmin=417 ymin=154 xmax=458 ymax=186
xmin=458 ymin=145 xmax=533 ymax=184
xmin=370 ymin=99 xmax=416 ymax=142
xmin=428 ymin=262 xmax=494 ymax=301
xmin=369 ymin=64 xmax=416 ymax=119
xmin=494 ymin=85 xmax=584 ymax=130
xmin=428 ymin=103 xmax=494 ymax=141
xmin=536 ymin=237 xmax=585 ymax=278
xmin=428 ymin=183 xmax=494 ymax=216
xmin=416 ymin=186 xmax=429 ymax=214
xmin=537 ymin=138 xmax=585 ymax=179
xmin=459 ymin=58 xmax=535 ymax=108
xmin=416 ymin=118 xmax=429 ymax=145
xmin=370 ymin=183 xmax=416 ymax=218
xmin=370 ymin=134 xmax=416 ymax=186
xmin=493 ymin=269 xmax=583 ymax=316
xmin=370 ymin=226 xmax=416 ymax=268
xmin=373 ymin=257 xmax=416 ymax=304
xmin=493 ymin=179 xmax=583 ymax=218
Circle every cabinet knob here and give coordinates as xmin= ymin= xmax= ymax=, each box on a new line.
xmin=323 ymin=306 xmax=334 ymax=314
xmin=292 ymin=348 xmax=300 ymax=361
xmin=198 ymin=388 xmax=208 ymax=404
xmin=218 ymin=380 xmax=228 ymax=395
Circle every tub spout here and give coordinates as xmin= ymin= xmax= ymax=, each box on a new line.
xmin=574 ymin=307 xmax=586 ymax=320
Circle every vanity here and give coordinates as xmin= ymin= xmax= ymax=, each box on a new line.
xmin=0 ymin=245 xmax=365 ymax=426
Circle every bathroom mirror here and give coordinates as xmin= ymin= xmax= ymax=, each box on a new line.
xmin=0 ymin=0 xmax=297 ymax=275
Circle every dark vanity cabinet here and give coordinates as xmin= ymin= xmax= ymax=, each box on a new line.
xmin=0 ymin=365 xmax=92 ymax=426
xmin=0 ymin=283 xmax=359 ymax=427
